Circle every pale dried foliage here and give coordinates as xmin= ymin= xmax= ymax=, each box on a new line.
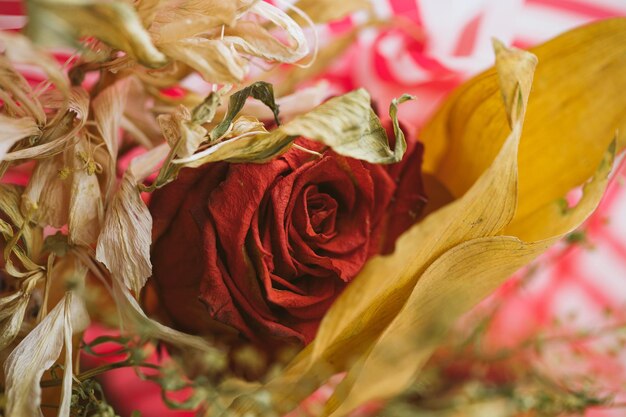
xmin=0 ymin=0 xmax=325 ymax=412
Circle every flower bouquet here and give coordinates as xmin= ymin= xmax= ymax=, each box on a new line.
xmin=1 ymin=0 xmax=626 ymax=416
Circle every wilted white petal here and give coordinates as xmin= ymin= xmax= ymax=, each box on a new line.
xmin=93 ymin=78 xmax=131 ymax=159
xmin=157 ymin=38 xmax=248 ymax=84
xmin=4 ymin=88 xmax=89 ymax=161
xmin=68 ymin=140 xmax=104 ymax=246
xmin=96 ymin=172 xmax=152 ymax=294
xmin=149 ymin=0 xmax=237 ymax=42
xmin=0 ymin=31 xmax=70 ymax=95
xmin=128 ymin=142 xmax=170 ymax=181
xmin=22 ymin=152 xmax=71 ymax=227
xmin=157 ymin=105 xmax=208 ymax=158
xmin=0 ymin=115 xmax=40 ymax=162
xmin=0 ymin=57 xmax=46 ymax=123
xmin=4 ymin=292 xmax=89 ymax=417
xmin=227 ymin=116 xmax=267 ymax=138
xmin=226 ymin=1 xmax=309 ymax=63
xmin=25 ymin=0 xmax=167 ymax=68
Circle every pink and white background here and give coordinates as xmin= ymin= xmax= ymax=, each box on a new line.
xmin=2 ymin=0 xmax=626 ymax=415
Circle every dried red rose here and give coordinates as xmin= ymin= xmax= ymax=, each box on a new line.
xmin=150 ymin=131 xmax=426 ymax=345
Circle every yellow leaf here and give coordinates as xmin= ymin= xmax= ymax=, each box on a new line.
xmin=324 ymin=141 xmax=614 ymax=416
xmin=423 ymin=18 xmax=626 ymax=223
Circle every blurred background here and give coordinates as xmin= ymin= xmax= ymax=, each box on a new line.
xmin=1 ymin=0 xmax=626 ymax=416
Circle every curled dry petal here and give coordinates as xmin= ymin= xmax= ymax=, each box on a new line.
xmin=147 ymin=0 xmax=237 ymax=42
xmin=92 ymin=78 xmax=131 ymax=199
xmin=3 ymin=87 xmax=89 ymax=161
xmin=4 ymin=292 xmax=89 ymax=417
xmin=0 ymin=184 xmax=41 ymax=256
xmin=0 ymin=56 xmax=46 ymax=124
xmin=225 ymin=2 xmax=309 ymax=64
xmin=157 ymin=38 xmax=248 ymax=84
xmin=25 ymin=0 xmax=167 ymax=68
xmin=0 ymin=292 xmax=30 ymax=351
xmin=0 ymin=115 xmax=40 ymax=162
xmin=157 ymin=105 xmax=209 ymax=159
xmin=0 ymin=31 xmax=70 ymax=95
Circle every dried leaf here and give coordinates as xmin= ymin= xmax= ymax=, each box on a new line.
xmin=157 ymin=92 xmax=220 ymax=159
xmin=96 ymin=172 xmax=152 ymax=295
xmin=25 ymin=0 xmax=167 ymax=68
xmin=246 ymin=81 xmax=331 ymax=122
xmin=0 ymin=115 xmax=40 ymax=162
xmin=4 ymin=292 xmax=89 ymax=417
xmin=176 ymin=88 xmax=411 ymax=167
xmin=227 ymin=116 xmax=267 ymax=138
xmin=210 ymin=81 xmax=280 ymax=141
xmin=277 ymin=90 xmax=412 ymax=163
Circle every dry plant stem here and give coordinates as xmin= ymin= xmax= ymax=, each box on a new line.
xmin=39 ymin=360 xmax=161 ymax=388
